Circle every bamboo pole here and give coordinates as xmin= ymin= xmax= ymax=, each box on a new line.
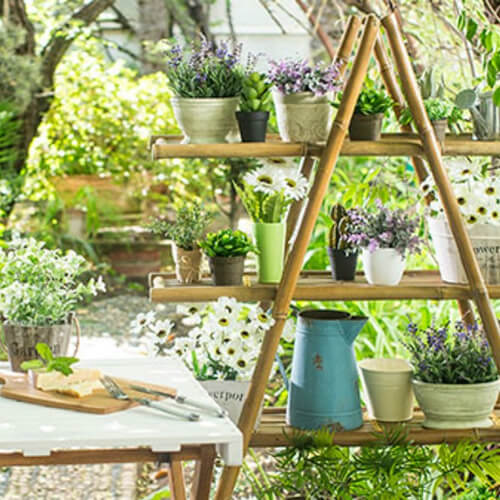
xmin=214 ymin=16 xmax=381 ymax=500
xmin=335 ymin=16 xmax=363 ymax=75
xmin=383 ymin=12 xmax=500 ymax=370
xmin=373 ymin=35 xmax=476 ymax=325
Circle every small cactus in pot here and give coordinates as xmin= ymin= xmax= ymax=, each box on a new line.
xmin=327 ymin=204 xmax=359 ymax=281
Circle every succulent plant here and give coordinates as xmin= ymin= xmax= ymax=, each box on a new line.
xmin=353 ymin=87 xmax=393 ymax=116
xmin=240 ymin=72 xmax=272 ymax=112
xmin=199 ymin=228 xmax=257 ymax=258
xmin=328 ymin=204 xmax=350 ymax=250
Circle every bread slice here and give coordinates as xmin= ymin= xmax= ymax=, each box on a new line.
xmin=34 ymin=369 xmax=102 ymax=397
xmin=56 ymin=380 xmax=103 ymax=398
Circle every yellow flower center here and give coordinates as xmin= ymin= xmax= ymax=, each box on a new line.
xmin=258 ymin=313 xmax=268 ymax=323
xmin=492 ymin=211 xmax=499 ymax=219
xmin=478 ymin=206 xmax=487 ymax=215
xmin=218 ymin=318 xmax=229 ymax=327
xmin=157 ymin=330 xmax=166 ymax=338
xmin=257 ymin=175 xmax=273 ymax=185
xmin=237 ymin=359 xmax=247 ymax=368
xmin=467 ymin=215 xmax=478 ymax=224
xmin=486 ymin=187 xmax=495 ymax=195
xmin=227 ymin=347 xmax=235 ymax=355
xmin=285 ymin=178 xmax=297 ymax=188
xmin=240 ymin=330 xmax=250 ymax=338
xmin=188 ymin=306 xmax=198 ymax=314
xmin=457 ymin=197 xmax=466 ymax=206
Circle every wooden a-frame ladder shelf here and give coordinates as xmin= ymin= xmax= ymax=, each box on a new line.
xmin=149 ymin=11 xmax=500 ymax=500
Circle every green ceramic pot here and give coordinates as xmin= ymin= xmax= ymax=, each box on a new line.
xmin=253 ymin=222 xmax=286 ymax=284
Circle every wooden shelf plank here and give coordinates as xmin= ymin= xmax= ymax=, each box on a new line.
xmin=150 ymin=134 xmax=500 ymax=159
xmin=149 ymin=270 xmax=500 ymax=303
xmin=250 ymin=407 xmax=500 ymax=447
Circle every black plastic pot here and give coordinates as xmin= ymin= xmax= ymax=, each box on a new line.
xmin=349 ymin=113 xmax=383 ymax=141
xmin=208 ymin=255 xmax=245 ymax=285
xmin=236 ymin=111 xmax=269 ymax=142
xmin=327 ymin=248 xmax=358 ymax=281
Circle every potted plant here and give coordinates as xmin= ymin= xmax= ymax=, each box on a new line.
xmin=267 ymin=58 xmax=341 ymax=143
xmin=421 ymin=158 xmax=500 ymax=284
xmin=327 ymin=204 xmax=360 ymax=281
xmin=0 ymin=237 xmax=105 ymax=372
xmin=199 ymin=228 xmax=257 ymax=286
xmin=163 ymin=39 xmax=246 ymax=144
xmin=404 ymin=320 xmax=499 ymax=429
xmin=399 ymin=97 xmax=458 ymax=142
xmin=346 ymin=201 xmax=422 ymax=286
xmin=347 ymin=87 xmax=393 ymax=140
xmin=234 ymin=165 xmax=309 ymax=283
xmin=150 ymin=202 xmax=212 ymax=285
xmin=236 ymin=71 xmax=272 ymax=142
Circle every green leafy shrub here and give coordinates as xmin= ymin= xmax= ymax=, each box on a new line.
xmin=240 ymin=72 xmax=272 ymax=112
xmin=400 ymin=97 xmax=457 ymax=124
xmin=353 ymin=87 xmax=393 ymax=116
xmin=20 ymin=342 xmax=78 ymax=376
xmin=199 ymin=228 xmax=257 ymax=257
xmin=149 ymin=202 xmax=212 ymax=251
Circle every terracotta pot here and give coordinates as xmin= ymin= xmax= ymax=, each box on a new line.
xmin=173 ymin=245 xmax=202 ymax=284
xmin=208 ymin=255 xmax=245 ymax=286
xmin=431 ymin=119 xmax=447 ymax=143
xmin=327 ymin=248 xmax=358 ymax=281
xmin=272 ymin=90 xmax=332 ymax=143
xmin=349 ymin=113 xmax=383 ymax=141
xmin=171 ymin=97 xmax=239 ymax=144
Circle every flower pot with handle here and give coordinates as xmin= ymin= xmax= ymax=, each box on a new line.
xmin=236 ymin=111 xmax=269 ymax=142
xmin=0 ymin=314 xmax=81 ymax=373
xmin=208 ymin=255 xmax=245 ymax=286
xmin=362 ymin=248 xmax=405 ymax=285
xmin=272 ymin=91 xmax=332 ymax=143
xmin=412 ymin=378 xmax=500 ymax=429
xmin=349 ymin=113 xmax=383 ymax=141
xmin=359 ymin=358 xmax=414 ymax=422
xmin=172 ymin=245 xmax=202 ymax=284
xmin=171 ymin=97 xmax=239 ymax=144
xmin=287 ymin=310 xmax=368 ymax=430
xmin=253 ymin=222 xmax=286 ymax=284
xmin=327 ymin=248 xmax=358 ymax=281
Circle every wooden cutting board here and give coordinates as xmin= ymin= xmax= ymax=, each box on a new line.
xmin=0 ymin=371 xmax=177 ymax=414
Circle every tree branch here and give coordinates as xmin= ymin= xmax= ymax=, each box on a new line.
xmin=40 ymin=0 xmax=115 ymax=89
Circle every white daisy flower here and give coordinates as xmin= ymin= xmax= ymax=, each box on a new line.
xmin=188 ymin=326 xmax=204 ymax=342
xmin=151 ymin=319 xmax=175 ymax=340
xmin=244 ymin=166 xmax=284 ymax=195
xmin=248 ymin=307 xmax=275 ymax=330
xmin=212 ymin=297 xmax=242 ymax=319
xmin=282 ymin=170 xmax=309 ymax=201
xmin=130 ymin=311 xmax=156 ymax=334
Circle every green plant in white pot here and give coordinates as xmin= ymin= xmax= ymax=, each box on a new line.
xmin=0 ymin=237 xmax=105 ymax=372
xmin=162 ymin=39 xmax=247 ymax=144
xmin=404 ymin=320 xmax=499 ymax=429
xmin=234 ymin=165 xmax=309 ymax=283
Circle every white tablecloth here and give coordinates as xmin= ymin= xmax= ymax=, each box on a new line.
xmin=0 ymin=358 xmax=243 ymax=466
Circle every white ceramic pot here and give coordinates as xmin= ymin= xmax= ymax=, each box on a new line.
xmin=272 ymin=90 xmax=332 ymax=143
xmin=362 ymin=248 xmax=405 ymax=285
xmin=413 ymin=378 xmax=500 ymax=429
xmin=199 ymin=379 xmax=263 ymax=428
xmin=428 ymin=216 xmax=500 ymax=284
xmin=359 ymin=358 xmax=414 ymax=422
xmin=170 ymin=96 xmax=239 ymax=144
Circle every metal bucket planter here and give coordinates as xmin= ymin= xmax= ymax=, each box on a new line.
xmin=471 ymin=92 xmax=500 ymax=141
xmin=428 ymin=217 xmax=500 ymax=284
xmin=1 ymin=315 xmax=80 ymax=373
xmin=349 ymin=113 xmax=383 ymax=141
xmin=208 ymin=255 xmax=245 ymax=286
xmin=272 ymin=91 xmax=332 ymax=143
xmin=431 ymin=119 xmax=447 ymax=143
xmin=287 ymin=310 xmax=368 ymax=431
xmin=171 ymin=97 xmax=239 ymax=144
xmin=172 ymin=245 xmax=202 ymax=285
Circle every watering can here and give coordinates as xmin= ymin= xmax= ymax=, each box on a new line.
xmin=470 ymin=92 xmax=500 ymax=140
xmin=287 ymin=310 xmax=368 ymax=431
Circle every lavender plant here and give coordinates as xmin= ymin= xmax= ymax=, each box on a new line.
xmin=163 ymin=39 xmax=248 ymax=98
xmin=267 ymin=58 xmax=341 ymax=96
xmin=404 ymin=321 xmax=498 ymax=384
xmin=346 ymin=200 xmax=421 ymax=256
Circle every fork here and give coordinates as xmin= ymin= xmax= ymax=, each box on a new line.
xmin=100 ymin=376 xmax=200 ymax=421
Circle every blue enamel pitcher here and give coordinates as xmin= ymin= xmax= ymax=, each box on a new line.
xmin=287 ymin=309 xmax=368 ymax=430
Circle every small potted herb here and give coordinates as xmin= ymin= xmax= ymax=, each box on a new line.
xmin=199 ymin=228 xmax=257 ymax=286
xmin=150 ymin=202 xmax=212 ymax=285
xmin=347 ymin=87 xmax=393 ymax=141
xmin=400 ymin=98 xmax=458 ymax=142
xmin=236 ymin=72 xmax=272 ymax=142
xmin=267 ymin=58 xmax=341 ymax=143
xmin=327 ymin=204 xmax=360 ymax=281
xmin=346 ymin=201 xmax=422 ymax=286
xmin=404 ymin=320 xmax=499 ymax=429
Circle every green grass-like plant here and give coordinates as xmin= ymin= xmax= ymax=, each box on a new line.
xmin=199 ymin=228 xmax=257 ymax=258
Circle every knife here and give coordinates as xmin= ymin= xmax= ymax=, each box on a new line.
xmin=129 ymin=384 xmax=227 ymax=418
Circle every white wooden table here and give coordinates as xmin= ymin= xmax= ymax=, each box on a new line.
xmin=0 ymin=358 xmax=243 ymax=500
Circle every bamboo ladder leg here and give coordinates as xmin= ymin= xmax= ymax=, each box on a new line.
xmin=373 ymin=35 xmax=475 ymax=324
xmin=214 ymin=16 xmax=381 ymax=500
xmin=382 ymin=12 xmax=500 ymax=369
xmin=168 ymin=457 xmax=187 ymax=500
xmin=190 ymin=445 xmax=216 ymax=500
xmin=285 ymin=16 xmax=363 ymax=256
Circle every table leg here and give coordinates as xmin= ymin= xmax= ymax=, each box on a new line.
xmin=168 ymin=458 xmax=187 ymax=500
xmin=190 ymin=445 xmax=216 ymax=500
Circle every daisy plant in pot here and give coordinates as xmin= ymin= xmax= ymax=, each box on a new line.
xmin=267 ymin=58 xmax=341 ymax=143
xmin=422 ymin=158 xmax=500 ymax=284
xmin=234 ymin=165 xmax=309 ymax=283
xmin=346 ymin=200 xmax=422 ymax=286
xmin=162 ymin=39 xmax=246 ymax=144
xmin=404 ymin=320 xmax=499 ymax=429
xmin=199 ymin=228 xmax=258 ymax=286
xmin=150 ymin=202 xmax=212 ymax=285
xmin=0 ymin=237 xmax=105 ymax=372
